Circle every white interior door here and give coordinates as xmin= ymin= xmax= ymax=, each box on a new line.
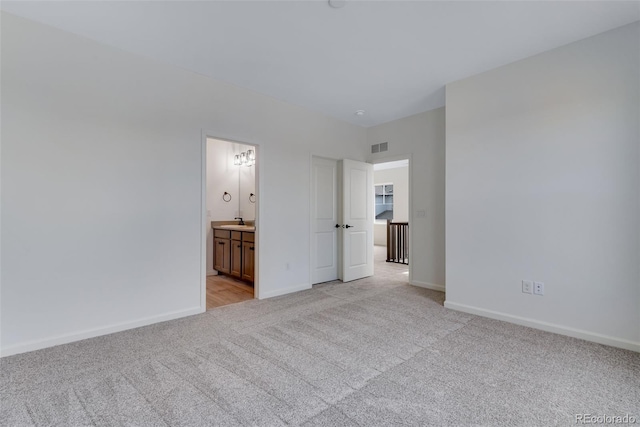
xmin=341 ymin=159 xmax=374 ymax=282
xmin=311 ymin=157 xmax=338 ymax=284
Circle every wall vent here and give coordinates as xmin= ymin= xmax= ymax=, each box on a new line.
xmin=371 ymin=142 xmax=389 ymax=153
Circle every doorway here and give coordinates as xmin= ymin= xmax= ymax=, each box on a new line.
xmin=202 ymin=136 xmax=259 ymax=310
xmin=372 ymin=158 xmax=410 ymax=279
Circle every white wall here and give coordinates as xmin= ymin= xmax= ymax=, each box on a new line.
xmin=367 ymin=108 xmax=446 ymax=291
xmin=1 ymin=13 xmax=366 ymax=356
xmin=445 ymin=22 xmax=640 ymax=351
xmin=373 ymin=224 xmax=386 ymax=247
xmin=374 ymin=166 xmax=409 ymax=246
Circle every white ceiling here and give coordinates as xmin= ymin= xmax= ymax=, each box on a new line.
xmin=3 ymin=1 xmax=639 ymax=127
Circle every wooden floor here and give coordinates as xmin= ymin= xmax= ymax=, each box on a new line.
xmin=206 ymin=274 xmax=254 ymax=309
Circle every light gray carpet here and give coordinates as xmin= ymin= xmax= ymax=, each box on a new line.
xmin=2 ymin=248 xmax=638 ymax=426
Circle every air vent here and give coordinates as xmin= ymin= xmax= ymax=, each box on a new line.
xmin=371 ymin=142 xmax=389 ymax=153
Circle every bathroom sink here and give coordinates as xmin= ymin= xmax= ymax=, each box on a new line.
xmin=218 ymin=225 xmax=256 ymax=231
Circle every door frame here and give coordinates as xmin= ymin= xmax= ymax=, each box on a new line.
xmin=371 ymin=153 xmax=413 ymax=284
xmin=201 ymin=130 xmax=261 ymax=311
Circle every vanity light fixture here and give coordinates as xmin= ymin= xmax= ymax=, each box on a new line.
xmin=246 ymin=149 xmax=255 ymax=166
xmin=233 ymin=149 xmax=256 ymax=167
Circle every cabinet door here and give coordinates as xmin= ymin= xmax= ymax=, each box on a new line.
xmin=242 ymin=241 xmax=255 ymax=283
xmin=214 ymin=238 xmax=231 ymax=274
xmin=231 ymin=240 xmax=242 ymax=278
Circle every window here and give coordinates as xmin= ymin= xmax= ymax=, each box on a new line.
xmin=375 ymin=184 xmax=393 ymax=220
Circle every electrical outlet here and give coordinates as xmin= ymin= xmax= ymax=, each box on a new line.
xmin=522 ymin=280 xmax=533 ymax=294
xmin=533 ymin=281 xmax=544 ymax=296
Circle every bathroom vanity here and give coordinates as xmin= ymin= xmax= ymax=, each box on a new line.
xmin=212 ymin=224 xmax=255 ymax=284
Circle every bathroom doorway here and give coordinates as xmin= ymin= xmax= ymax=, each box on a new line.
xmin=203 ymin=136 xmax=259 ymax=309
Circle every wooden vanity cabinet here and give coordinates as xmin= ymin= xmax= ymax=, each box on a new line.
xmin=230 ymin=232 xmax=242 ymax=278
xmin=242 ymin=233 xmax=255 ymax=282
xmin=213 ymin=227 xmax=255 ymax=284
xmin=213 ymin=229 xmax=231 ymax=274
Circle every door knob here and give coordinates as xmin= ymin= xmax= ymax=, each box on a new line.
xmin=345 ymin=224 xmax=353 ymax=228
xmin=335 ymin=224 xmax=340 ymax=228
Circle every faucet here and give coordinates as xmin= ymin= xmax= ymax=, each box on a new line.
xmin=235 ymin=217 xmax=245 ymax=225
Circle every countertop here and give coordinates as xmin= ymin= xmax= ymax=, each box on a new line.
xmin=212 ymin=223 xmax=256 ymax=232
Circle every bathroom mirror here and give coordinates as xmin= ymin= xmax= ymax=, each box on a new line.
xmin=238 ymin=152 xmax=256 ymax=221
xmin=206 ymin=139 xmax=256 ymax=222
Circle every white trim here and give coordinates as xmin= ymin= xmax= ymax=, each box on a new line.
xmin=308 ymin=153 xmax=314 ymax=288
xmin=373 ymin=159 xmax=408 ymax=171
xmin=308 ymin=152 xmax=313 ymax=289
xmin=411 ymin=280 xmax=445 ymax=292
xmin=253 ymin=143 xmax=261 ymax=300
xmin=260 ymin=283 xmax=311 ymax=299
xmin=0 ymin=307 xmax=202 ymax=357
xmin=207 ymin=269 xmax=218 ymax=276
xmin=444 ymin=301 xmax=640 ymax=353
xmin=200 ymin=131 xmax=208 ymax=313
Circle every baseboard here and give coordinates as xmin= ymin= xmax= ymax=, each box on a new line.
xmin=444 ymin=301 xmax=640 ymax=353
xmin=207 ymin=269 xmax=217 ymax=276
xmin=411 ymin=280 xmax=445 ymax=292
xmin=259 ymin=283 xmax=311 ymax=299
xmin=0 ymin=306 xmax=203 ymax=358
